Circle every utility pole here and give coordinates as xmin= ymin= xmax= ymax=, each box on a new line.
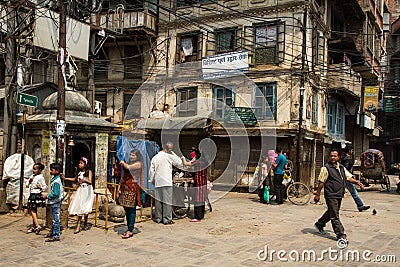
xmin=88 ymin=32 xmax=96 ymax=112
xmin=56 ymin=0 xmax=67 ymax=165
xmin=2 ymin=3 xmax=17 ymax=174
xmin=296 ymin=8 xmax=307 ymax=182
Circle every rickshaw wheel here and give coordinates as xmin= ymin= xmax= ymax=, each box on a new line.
xmin=286 ymin=182 xmax=311 ymax=205
xmin=384 ymin=175 xmax=391 ymax=192
xmin=172 ymin=206 xmax=189 ymax=219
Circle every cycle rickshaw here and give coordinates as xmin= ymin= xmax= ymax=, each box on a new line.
xmin=172 ymin=171 xmax=212 ymax=219
xmin=359 ymin=149 xmax=390 ymax=191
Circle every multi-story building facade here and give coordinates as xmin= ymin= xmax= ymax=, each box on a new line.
xmin=141 ymin=0 xmax=388 ymax=187
xmin=327 ymin=0 xmax=389 ymax=158
xmin=0 ymin=0 xmax=390 ymax=190
xmin=147 ymin=0 xmax=328 ymax=186
xmin=376 ymin=0 xmax=400 ymax=167
xmin=0 ymin=1 xmax=157 ymax=189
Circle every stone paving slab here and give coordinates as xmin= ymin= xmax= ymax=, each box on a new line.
xmin=0 ymin=177 xmax=399 ymax=266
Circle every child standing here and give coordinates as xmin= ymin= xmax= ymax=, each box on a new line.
xmin=62 ymin=157 xmax=94 ymax=234
xmin=26 ymin=163 xmax=47 ymax=234
xmin=42 ymin=163 xmax=64 ymax=242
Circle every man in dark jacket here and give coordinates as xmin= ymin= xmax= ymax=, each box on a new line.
xmin=314 ymin=149 xmax=364 ymax=243
xmin=341 ymin=145 xmax=370 ymax=212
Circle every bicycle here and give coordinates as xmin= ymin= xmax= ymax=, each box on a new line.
xmin=286 ymin=179 xmax=312 ymax=205
xmin=267 ymin=172 xmax=312 ymax=205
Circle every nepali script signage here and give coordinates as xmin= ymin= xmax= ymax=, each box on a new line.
xmin=202 ymin=51 xmax=249 ymax=79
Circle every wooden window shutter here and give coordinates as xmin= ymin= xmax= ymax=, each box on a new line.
xmin=276 ymin=21 xmax=285 ymax=63
xmin=243 ymin=26 xmax=254 ymax=65
xmin=205 ymin=31 xmax=215 ymax=57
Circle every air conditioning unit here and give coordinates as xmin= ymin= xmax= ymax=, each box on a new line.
xmin=94 ymin=100 xmax=102 ymax=115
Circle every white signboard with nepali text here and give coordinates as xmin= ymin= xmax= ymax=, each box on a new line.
xmin=202 ymin=51 xmax=249 ymax=79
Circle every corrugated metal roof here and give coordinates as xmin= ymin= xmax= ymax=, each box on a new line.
xmin=137 ymin=112 xmax=212 ymax=130
xmin=27 ymin=112 xmax=120 ymax=128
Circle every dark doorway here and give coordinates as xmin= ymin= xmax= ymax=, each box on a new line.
xmin=66 ymin=137 xmax=96 ymax=189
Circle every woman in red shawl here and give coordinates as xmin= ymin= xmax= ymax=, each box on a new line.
xmin=117 ymin=149 xmax=143 ymax=238
xmin=181 ymin=149 xmax=208 ymax=222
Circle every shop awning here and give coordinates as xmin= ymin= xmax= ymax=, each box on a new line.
xmin=136 ymin=112 xmax=212 ymax=130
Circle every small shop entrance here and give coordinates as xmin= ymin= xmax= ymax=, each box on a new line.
xmin=66 ymin=137 xmax=96 ymax=189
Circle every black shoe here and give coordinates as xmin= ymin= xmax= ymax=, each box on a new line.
xmin=45 ymin=237 xmax=60 ymax=242
xmin=314 ymin=223 xmax=326 ymax=235
xmin=163 ymin=221 xmax=175 ymax=225
xmin=358 ymin=206 xmax=370 ymax=212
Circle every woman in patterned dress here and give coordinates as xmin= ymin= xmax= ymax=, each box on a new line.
xmin=118 ymin=150 xmax=143 ymax=238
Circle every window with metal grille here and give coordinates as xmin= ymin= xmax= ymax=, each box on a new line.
xmin=253 ymin=21 xmax=286 ymax=65
xmin=254 ymin=83 xmax=276 ymax=120
xmin=213 ymin=86 xmax=235 ymax=119
xmin=177 ymin=87 xmax=197 ymax=117
xmin=254 ymin=24 xmax=277 ymax=64
xmin=215 ymin=28 xmax=237 ymax=54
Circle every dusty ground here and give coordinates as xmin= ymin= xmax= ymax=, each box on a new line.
xmin=0 ymin=176 xmax=399 ymax=266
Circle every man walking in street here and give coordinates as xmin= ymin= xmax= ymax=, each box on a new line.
xmin=272 ymin=147 xmax=286 ymax=205
xmin=149 ymin=142 xmax=183 ymax=225
xmin=314 ymin=148 xmax=364 ymax=243
xmin=341 ymin=145 xmax=370 ymax=212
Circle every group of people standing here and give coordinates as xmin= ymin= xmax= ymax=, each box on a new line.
xmin=149 ymin=141 xmax=209 ymax=225
xmin=258 ymin=147 xmax=289 ymax=205
xmin=25 ymin=141 xmax=210 ymax=242
xmin=26 ymin=157 xmax=94 ymax=242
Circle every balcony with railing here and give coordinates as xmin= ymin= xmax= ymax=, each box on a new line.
xmin=327 ymin=63 xmax=362 ymax=98
xmin=92 ymin=9 xmax=156 ymax=35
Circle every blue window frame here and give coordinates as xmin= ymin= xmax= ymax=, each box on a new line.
xmin=327 ymin=102 xmax=336 ymax=133
xmin=213 ymin=86 xmax=235 ymax=119
xmin=327 ymin=100 xmax=345 ymax=135
xmin=254 ymin=83 xmax=277 ymax=120
xmin=337 ymin=105 xmax=344 ymax=134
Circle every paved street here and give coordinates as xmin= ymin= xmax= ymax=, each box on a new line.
xmin=0 ymin=177 xmax=399 ymax=266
